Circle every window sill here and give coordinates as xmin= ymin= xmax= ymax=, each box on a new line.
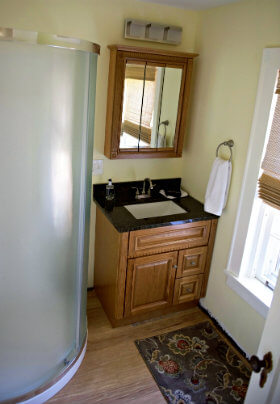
xmin=225 ymin=270 xmax=273 ymax=318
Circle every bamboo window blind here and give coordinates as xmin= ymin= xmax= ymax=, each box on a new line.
xmin=122 ymin=65 xmax=157 ymax=144
xmin=258 ymin=70 xmax=280 ymax=210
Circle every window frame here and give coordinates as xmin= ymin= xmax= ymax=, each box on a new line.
xmin=225 ymin=48 xmax=280 ymax=317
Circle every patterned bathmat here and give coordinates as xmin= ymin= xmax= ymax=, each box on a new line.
xmin=135 ymin=321 xmax=251 ymax=404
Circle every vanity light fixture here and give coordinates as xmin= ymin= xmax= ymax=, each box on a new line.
xmin=124 ymin=19 xmax=182 ymax=45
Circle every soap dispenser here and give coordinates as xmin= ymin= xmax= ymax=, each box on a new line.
xmin=106 ymin=178 xmax=115 ymax=200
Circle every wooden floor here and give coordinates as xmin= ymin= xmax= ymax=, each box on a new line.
xmin=49 ymin=290 xmax=208 ymax=403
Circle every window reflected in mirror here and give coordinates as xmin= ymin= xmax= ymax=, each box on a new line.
xmin=120 ymin=62 xmax=182 ymax=150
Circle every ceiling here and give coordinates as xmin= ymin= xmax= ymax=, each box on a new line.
xmin=137 ymin=0 xmax=242 ymax=10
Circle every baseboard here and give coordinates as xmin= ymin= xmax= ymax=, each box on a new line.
xmin=198 ymin=300 xmax=249 ymax=360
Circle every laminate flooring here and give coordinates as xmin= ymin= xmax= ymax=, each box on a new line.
xmin=48 ymin=290 xmax=208 ymax=403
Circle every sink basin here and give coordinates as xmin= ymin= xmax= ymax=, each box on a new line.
xmin=124 ymin=201 xmax=187 ymax=219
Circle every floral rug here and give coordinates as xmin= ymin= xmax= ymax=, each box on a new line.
xmin=135 ymin=321 xmax=251 ymax=404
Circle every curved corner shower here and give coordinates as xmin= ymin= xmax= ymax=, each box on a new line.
xmin=0 ymin=28 xmax=99 ymax=403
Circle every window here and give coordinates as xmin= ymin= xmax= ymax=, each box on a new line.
xmin=226 ymin=49 xmax=280 ymax=317
xmin=255 ymin=206 xmax=280 ymax=290
xmin=240 ymin=76 xmax=280 ymax=291
xmin=241 ymin=200 xmax=280 ymax=290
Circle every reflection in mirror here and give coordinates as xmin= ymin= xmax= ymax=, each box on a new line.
xmin=121 ymin=63 xmax=141 ymax=148
xmin=120 ymin=63 xmax=155 ymax=149
xmin=155 ymin=67 xmax=182 ymax=148
xmin=120 ymin=62 xmax=182 ymax=150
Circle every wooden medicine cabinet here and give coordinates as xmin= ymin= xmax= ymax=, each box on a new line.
xmin=104 ymin=45 xmax=198 ymax=159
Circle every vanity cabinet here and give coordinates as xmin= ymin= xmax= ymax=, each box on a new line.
xmin=94 ymin=206 xmax=217 ymax=327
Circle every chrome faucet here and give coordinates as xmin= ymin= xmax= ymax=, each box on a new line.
xmin=132 ymin=178 xmax=155 ymax=200
xmin=142 ymin=178 xmax=154 ymax=196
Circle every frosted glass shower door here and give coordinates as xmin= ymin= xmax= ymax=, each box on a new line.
xmin=0 ymin=40 xmax=96 ymax=400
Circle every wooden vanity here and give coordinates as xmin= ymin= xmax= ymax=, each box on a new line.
xmin=93 ymin=184 xmax=217 ymax=327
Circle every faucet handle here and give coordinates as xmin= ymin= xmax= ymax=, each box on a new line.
xmin=143 ymin=178 xmax=154 ymax=191
xmin=148 ymin=180 xmax=156 ymax=196
xmin=131 ymin=187 xmax=140 ymax=199
xmin=149 ymin=179 xmax=155 ymax=189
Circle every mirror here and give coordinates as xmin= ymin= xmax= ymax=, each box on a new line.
xmin=120 ymin=62 xmax=182 ymax=150
xmin=104 ymin=45 xmax=198 ymax=159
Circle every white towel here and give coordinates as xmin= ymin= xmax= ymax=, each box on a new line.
xmin=204 ymin=157 xmax=232 ymax=216
xmin=157 ymin=133 xmax=166 ymax=148
xmin=159 ymin=189 xmax=189 ymax=199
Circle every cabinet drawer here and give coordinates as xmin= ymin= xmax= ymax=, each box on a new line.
xmin=177 ymin=246 xmax=207 ymax=278
xmin=128 ymin=221 xmax=211 ymax=258
xmin=173 ymin=275 xmax=203 ymax=304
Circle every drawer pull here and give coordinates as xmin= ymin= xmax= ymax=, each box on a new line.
xmin=183 ymin=285 xmax=193 ymax=294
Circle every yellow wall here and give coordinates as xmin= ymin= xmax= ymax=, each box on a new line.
xmin=1 ymin=0 xmax=280 ymax=355
xmin=0 ymin=1 xmax=198 ymax=184
xmin=181 ymin=0 xmax=280 ymax=354
xmin=0 ymin=0 xmax=199 ymax=285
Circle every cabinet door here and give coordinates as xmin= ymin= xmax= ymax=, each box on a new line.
xmin=125 ymin=251 xmax=177 ymax=317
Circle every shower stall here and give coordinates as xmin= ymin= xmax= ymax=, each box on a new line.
xmin=0 ymin=28 xmax=99 ymax=402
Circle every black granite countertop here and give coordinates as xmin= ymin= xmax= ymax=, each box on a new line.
xmin=93 ymin=178 xmax=217 ymax=233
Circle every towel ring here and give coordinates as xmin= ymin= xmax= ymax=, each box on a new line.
xmin=216 ymin=139 xmax=234 ymax=162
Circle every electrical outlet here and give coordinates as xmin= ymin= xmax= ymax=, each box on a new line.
xmin=92 ymin=159 xmax=103 ymax=175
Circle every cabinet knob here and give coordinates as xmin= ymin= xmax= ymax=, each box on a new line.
xmin=190 ymin=261 xmax=196 ymax=266
xmin=183 ymin=286 xmax=193 ymax=294
xmin=173 ymin=265 xmax=178 ymax=269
